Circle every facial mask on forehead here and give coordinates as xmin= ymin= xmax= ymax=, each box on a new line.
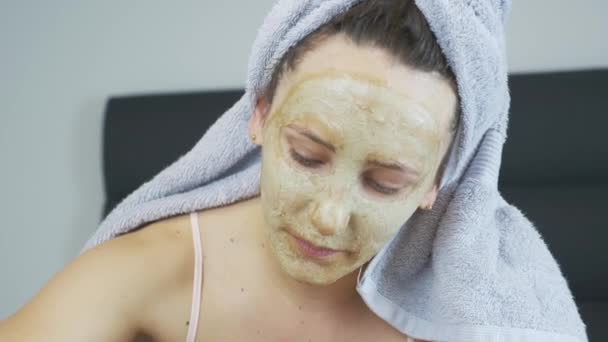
xmin=258 ymin=72 xmax=448 ymax=285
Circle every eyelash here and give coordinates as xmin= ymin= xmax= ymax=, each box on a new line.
xmin=364 ymin=176 xmax=400 ymax=195
xmin=289 ymin=149 xmax=400 ymax=195
xmin=289 ymin=149 xmax=324 ymax=168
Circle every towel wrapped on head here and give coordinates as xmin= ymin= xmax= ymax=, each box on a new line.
xmin=82 ymin=0 xmax=588 ymax=341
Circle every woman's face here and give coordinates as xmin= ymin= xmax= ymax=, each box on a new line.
xmin=249 ymin=34 xmax=457 ymax=285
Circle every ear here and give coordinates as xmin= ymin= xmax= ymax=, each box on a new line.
xmin=419 ymin=183 xmax=439 ymax=210
xmin=248 ymin=96 xmax=271 ymax=146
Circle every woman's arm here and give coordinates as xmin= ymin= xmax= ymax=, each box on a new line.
xmin=0 ymin=218 xmax=192 ymax=342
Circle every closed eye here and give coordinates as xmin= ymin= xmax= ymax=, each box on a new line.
xmin=363 ymin=175 xmax=400 ymax=195
xmin=289 ymin=149 xmax=324 ymax=168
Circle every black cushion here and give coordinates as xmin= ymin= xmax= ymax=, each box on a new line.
xmin=101 ymin=69 xmax=607 ymax=340
xmin=500 ymin=70 xmax=608 ymax=185
xmin=102 ymin=89 xmax=243 ymax=216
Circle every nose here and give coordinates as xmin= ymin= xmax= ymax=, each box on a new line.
xmin=311 ymin=198 xmax=351 ymax=236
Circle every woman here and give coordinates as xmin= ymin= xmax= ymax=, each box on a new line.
xmin=0 ymin=0 xmax=588 ymax=341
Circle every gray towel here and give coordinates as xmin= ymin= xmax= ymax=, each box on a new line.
xmin=82 ymin=1 xmax=588 ymax=341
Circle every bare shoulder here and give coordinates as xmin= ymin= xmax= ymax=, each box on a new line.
xmin=122 ymin=213 xmax=200 ymax=337
xmin=121 ymin=212 xmax=196 ymax=273
xmin=0 ymin=213 xmax=196 ymax=342
xmin=77 ymin=212 xmax=196 ymax=299
xmin=113 ymin=212 xmax=196 ymax=288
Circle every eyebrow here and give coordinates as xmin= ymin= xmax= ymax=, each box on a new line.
xmin=289 ymin=125 xmax=420 ymax=176
xmin=368 ymin=159 xmax=420 ymax=176
xmin=289 ymin=125 xmax=336 ymax=152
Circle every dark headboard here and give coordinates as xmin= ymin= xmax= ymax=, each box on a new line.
xmin=102 ymin=89 xmax=244 ymax=217
xmin=101 ymin=69 xmax=608 ymax=340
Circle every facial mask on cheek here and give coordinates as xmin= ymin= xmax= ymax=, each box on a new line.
xmin=258 ymin=73 xmax=443 ymax=285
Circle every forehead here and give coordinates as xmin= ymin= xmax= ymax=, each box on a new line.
xmin=274 ymin=73 xmax=443 ymax=159
xmin=279 ymin=72 xmax=440 ymax=138
xmin=268 ymin=33 xmax=457 ymax=133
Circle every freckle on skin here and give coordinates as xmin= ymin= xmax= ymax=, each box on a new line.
xmin=298 ymin=305 xmax=302 ymax=310
xmin=230 ymin=238 xmax=235 ymax=243
xmin=186 ymin=321 xmax=189 ymax=326
xmin=241 ymin=287 xmax=245 ymax=292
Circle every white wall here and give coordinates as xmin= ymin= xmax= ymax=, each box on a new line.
xmin=506 ymin=1 xmax=608 ymax=72
xmin=1 ymin=0 xmax=607 ymax=319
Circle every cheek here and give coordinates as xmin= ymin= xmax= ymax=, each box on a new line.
xmin=354 ymin=196 xmax=424 ymax=254
xmin=259 ymin=135 xmax=317 ymax=227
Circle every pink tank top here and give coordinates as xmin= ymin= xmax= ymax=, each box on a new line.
xmin=186 ymin=211 xmax=420 ymax=342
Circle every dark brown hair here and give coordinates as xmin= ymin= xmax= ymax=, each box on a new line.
xmin=264 ymin=0 xmax=460 ymax=185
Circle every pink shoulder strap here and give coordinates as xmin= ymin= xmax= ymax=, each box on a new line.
xmin=186 ymin=212 xmax=203 ymax=342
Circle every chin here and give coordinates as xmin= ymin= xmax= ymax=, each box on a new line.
xmin=288 ymin=267 xmax=342 ymax=286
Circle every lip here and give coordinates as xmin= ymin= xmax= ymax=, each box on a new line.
xmin=287 ymin=231 xmax=342 ymax=259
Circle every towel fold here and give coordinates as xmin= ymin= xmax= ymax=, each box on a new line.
xmin=82 ymin=1 xmax=588 ymax=341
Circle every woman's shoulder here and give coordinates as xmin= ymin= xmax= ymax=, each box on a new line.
xmin=122 ymin=212 xmax=195 ymax=261
xmin=79 ymin=212 xmax=198 ymax=316
xmin=69 ymin=213 xmax=199 ymax=330
xmin=110 ymin=212 xmax=196 ymax=284
xmin=0 ymin=213 xmax=198 ymax=342
xmin=79 ymin=212 xmax=201 ymax=339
